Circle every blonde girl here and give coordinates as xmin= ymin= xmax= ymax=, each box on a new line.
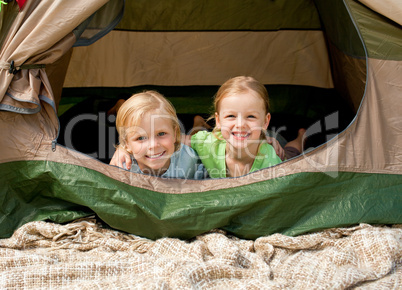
xmin=113 ymin=91 xmax=205 ymax=179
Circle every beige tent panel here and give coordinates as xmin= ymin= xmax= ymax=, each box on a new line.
xmin=313 ymin=58 xmax=402 ymax=175
xmin=358 ymin=0 xmax=402 ymax=26
xmin=348 ymin=58 xmax=402 ymax=173
xmin=64 ymin=30 xmax=333 ymax=88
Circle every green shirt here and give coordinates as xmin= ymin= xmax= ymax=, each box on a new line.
xmin=191 ymin=131 xmax=282 ymax=178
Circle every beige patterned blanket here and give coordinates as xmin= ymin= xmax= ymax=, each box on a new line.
xmin=0 ymin=219 xmax=401 ymax=289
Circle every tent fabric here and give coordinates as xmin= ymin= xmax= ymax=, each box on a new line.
xmin=63 ymin=30 xmax=333 ymax=88
xmin=0 ymin=146 xmax=400 ymax=240
xmin=0 ymin=219 xmax=401 ymax=288
xmin=116 ymin=0 xmax=322 ymax=31
xmin=358 ymin=0 xmax=402 ymax=27
xmin=352 ymin=0 xmax=402 ymax=61
xmin=63 ymin=0 xmax=331 ymax=88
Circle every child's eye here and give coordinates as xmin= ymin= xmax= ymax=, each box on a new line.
xmin=225 ymin=114 xmax=236 ymax=118
xmin=157 ymin=132 xmax=167 ymax=137
xmin=247 ymin=115 xmax=256 ymax=118
xmin=137 ymin=136 xmax=147 ymax=141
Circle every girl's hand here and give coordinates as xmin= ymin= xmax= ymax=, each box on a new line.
xmin=266 ymin=137 xmax=285 ymax=160
xmin=110 ymin=147 xmax=132 ymax=169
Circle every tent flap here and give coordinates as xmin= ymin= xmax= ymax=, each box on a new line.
xmin=0 ymin=159 xmax=401 ymax=240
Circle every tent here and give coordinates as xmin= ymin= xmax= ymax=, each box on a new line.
xmin=0 ymin=0 xmax=401 ymax=242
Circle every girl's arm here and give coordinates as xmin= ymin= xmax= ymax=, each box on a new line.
xmin=109 ymin=147 xmax=132 ymax=169
xmin=182 ymin=134 xmax=192 ymax=147
xmin=266 ymin=136 xmax=285 ymax=160
xmin=108 ymin=99 xmax=133 ymax=168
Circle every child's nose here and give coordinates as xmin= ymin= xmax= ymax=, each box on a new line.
xmin=149 ymin=137 xmax=159 ymax=148
xmin=236 ymin=115 xmax=245 ymax=127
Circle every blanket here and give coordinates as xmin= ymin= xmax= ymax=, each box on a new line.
xmin=0 ymin=218 xmax=401 ymax=289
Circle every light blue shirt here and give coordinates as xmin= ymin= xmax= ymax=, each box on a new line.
xmin=126 ymin=144 xmax=207 ymax=180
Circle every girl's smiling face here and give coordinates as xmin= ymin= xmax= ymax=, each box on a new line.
xmin=215 ymin=91 xmax=271 ymax=153
xmin=125 ymin=110 xmax=176 ymax=175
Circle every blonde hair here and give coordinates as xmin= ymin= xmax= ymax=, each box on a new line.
xmin=211 ymin=76 xmax=270 ymax=136
xmin=116 ymin=91 xmax=181 ymax=151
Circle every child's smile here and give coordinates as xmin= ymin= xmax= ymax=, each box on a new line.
xmin=232 ymin=132 xmax=251 ymax=140
xmin=146 ymin=151 xmax=166 ymax=159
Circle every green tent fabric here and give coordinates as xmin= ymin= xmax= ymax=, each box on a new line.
xmin=1 ymin=159 xmax=400 ymax=240
xmin=0 ymin=0 xmax=401 ymax=240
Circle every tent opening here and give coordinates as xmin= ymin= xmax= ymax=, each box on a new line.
xmin=56 ymin=0 xmax=363 ymax=165
xmin=58 ymin=84 xmax=357 ymax=165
